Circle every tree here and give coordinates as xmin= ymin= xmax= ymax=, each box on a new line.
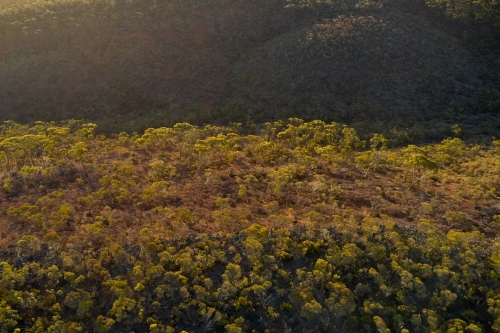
xmin=401 ymin=145 xmax=438 ymax=183
xmin=425 ymin=0 xmax=500 ymax=25
xmin=269 ymin=164 xmax=305 ymax=194
xmin=43 ymin=231 xmax=60 ymax=247
xmin=63 ymin=290 xmax=93 ymax=319
xmin=301 ymin=300 xmax=323 ymax=320
xmin=355 ymin=134 xmax=391 ymax=176
xmin=193 ymin=133 xmax=241 ymax=168
xmin=373 ymin=316 xmax=390 ymax=333
xmin=147 ymin=161 xmax=177 ymax=181
xmin=68 ymin=142 xmax=88 ymax=168
xmin=109 ymin=297 xmax=136 ymax=323
xmin=0 ymin=300 xmax=20 ymax=332
xmin=488 ymin=295 xmax=500 ymax=332
xmin=140 ymin=181 xmax=176 ymax=207
xmin=340 ymin=125 xmax=364 ymax=155
xmin=49 ymin=203 xmax=73 ymax=231
xmin=430 ymin=137 xmax=466 ymax=167
xmin=325 ymin=282 xmax=356 ymax=318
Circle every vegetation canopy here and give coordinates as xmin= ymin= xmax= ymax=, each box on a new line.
xmin=0 ymin=119 xmax=498 ymax=331
xmin=0 ymin=0 xmax=499 ymax=330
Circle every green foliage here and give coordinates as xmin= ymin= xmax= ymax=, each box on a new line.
xmin=0 ymin=121 xmax=96 ymax=177
xmin=140 ymin=181 xmax=176 ymax=207
xmin=269 ymin=164 xmax=305 ymax=194
xmin=430 ymin=137 xmax=467 ymax=167
xmin=43 ymin=231 xmax=60 ymax=245
xmin=49 ymin=202 xmax=72 ymax=230
xmin=0 ymin=300 xmax=20 ymax=332
xmin=325 ymin=282 xmax=356 ymax=317
xmin=0 ymin=119 xmax=498 ymax=332
xmin=0 ymin=224 xmax=498 ymax=331
xmin=401 ymin=145 xmax=438 ymax=183
xmin=444 ymin=210 xmax=468 ymax=227
xmin=147 ymin=161 xmax=177 ymax=182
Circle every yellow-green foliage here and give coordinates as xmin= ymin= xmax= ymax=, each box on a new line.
xmin=0 ymin=221 xmax=498 ymax=331
xmin=0 ymin=119 xmax=498 ymax=332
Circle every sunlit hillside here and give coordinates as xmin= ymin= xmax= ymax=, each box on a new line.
xmin=0 ymin=120 xmax=499 ymax=331
xmin=1 ymin=119 xmax=499 ymax=246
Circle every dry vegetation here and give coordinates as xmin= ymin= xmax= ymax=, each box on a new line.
xmin=0 ymin=120 xmax=499 ymax=331
xmin=0 ymin=0 xmax=500 ymax=331
xmin=0 ymin=119 xmax=499 ymax=246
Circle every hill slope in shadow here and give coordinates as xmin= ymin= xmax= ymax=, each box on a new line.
xmin=225 ymin=13 xmax=489 ymax=126
xmin=0 ymin=0 xmax=498 ymax=140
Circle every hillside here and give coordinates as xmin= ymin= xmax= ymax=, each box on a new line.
xmin=0 ymin=0 xmax=499 ymax=140
xmin=1 ymin=119 xmax=499 ymax=246
xmin=0 ymin=120 xmax=499 ymax=331
xmin=1 ymin=0 xmax=500 ymax=331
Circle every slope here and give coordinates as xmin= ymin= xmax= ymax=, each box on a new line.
xmin=224 ymin=13 xmax=492 ymax=136
xmin=0 ymin=0 xmax=498 ymax=140
xmin=0 ymin=119 xmax=499 ymax=332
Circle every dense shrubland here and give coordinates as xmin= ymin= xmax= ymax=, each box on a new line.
xmin=0 ymin=119 xmax=499 ymax=331
xmin=3 ymin=222 xmax=500 ymax=332
xmin=1 ymin=0 xmax=499 ymax=331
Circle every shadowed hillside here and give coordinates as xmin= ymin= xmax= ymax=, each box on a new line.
xmin=225 ymin=14 xmax=490 ymax=130
xmin=0 ymin=0 xmax=499 ymax=140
